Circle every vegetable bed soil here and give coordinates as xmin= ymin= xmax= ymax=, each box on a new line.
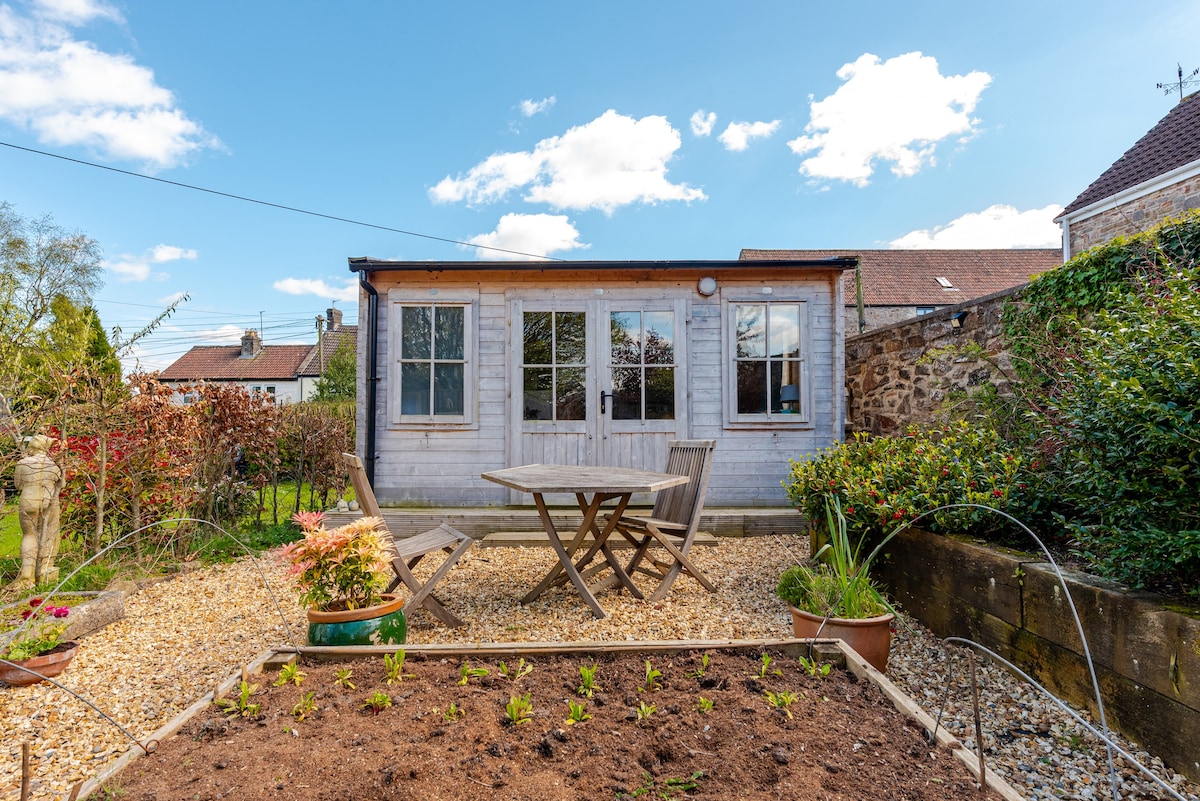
xmin=95 ymin=643 xmax=1003 ymax=801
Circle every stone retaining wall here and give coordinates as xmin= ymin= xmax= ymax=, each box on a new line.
xmin=874 ymin=528 xmax=1200 ymax=782
xmin=845 ymin=286 xmax=1022 ymax=435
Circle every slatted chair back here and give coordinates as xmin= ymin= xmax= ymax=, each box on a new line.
xmin=340 ymin=453 xmax=473 ymax=628
xmin=343 ymin=453 xmax=384 ymax=518
xmin=650 ymin=439 xmax=716 ymax=536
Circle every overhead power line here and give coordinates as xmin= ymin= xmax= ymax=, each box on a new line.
xmin=95 ymin=298 xmax=341 ymax=317
xmin=1 ymin=139 xmax=566 ymax=262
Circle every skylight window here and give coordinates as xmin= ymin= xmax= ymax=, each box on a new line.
xmin=935 ymin=276 xmax=954 ymax=288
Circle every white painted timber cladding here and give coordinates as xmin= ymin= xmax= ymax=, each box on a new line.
xmin=356 ymin=271 xmax=845 ymax=508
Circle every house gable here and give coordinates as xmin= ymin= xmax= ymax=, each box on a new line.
xmin=1058 ymin=93 xmax=1200 ymax=257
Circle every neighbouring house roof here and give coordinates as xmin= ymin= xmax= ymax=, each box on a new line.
xmin=1060 ymin=93 xmax=1200 ymax=217
xmin=739 ymin=249 xmax=1062 ymax=306
xmin=297 ymin=325 xmax=358 ymax=378
xmin=158 ymin=344 xmax=312 ymax=382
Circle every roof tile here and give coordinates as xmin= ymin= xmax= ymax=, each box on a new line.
xmin=158 ymin=344 xmax=312 ymax=381
xmin=297 ymin=326 xmax=358 ymax=377
xmin=740 ymin=249 xmax=1061 ymax=306
xmin=1062 ymin=93 xmax=1200 ymax=215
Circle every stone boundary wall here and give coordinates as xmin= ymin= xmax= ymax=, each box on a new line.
xmin=844 ymin=285 xmax=1024 ymax=435
xmin=875 ymin=528 xmax=1200 ymax=782
xmin=1069 ymin=173 xmax=1200 ymax=256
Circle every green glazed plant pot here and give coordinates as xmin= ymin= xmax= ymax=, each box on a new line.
xmin=788 ymin=606 xmax=894 ymax=673
xmin=0 ymin=641 xmax=80 ymax=687
xmin=306 ymin=594 xmax=407 ymax=647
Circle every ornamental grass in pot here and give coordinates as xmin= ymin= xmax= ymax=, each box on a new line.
xmin=777 ymin=498 xmax=895 ymax=672
xmin=282 ymin=512 xmax=406 ymax=646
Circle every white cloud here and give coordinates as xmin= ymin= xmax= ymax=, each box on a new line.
xmin=889 ymin=204 xmax=1065 ymax=249
xmin=0 ymin=4 xmax=220 ymax=168
xmin=519 ymin=96 xmax=556 ymax=117
xmin=151 ymin=244 xmax=197 ymax=262
xmin=466 ymin=213 xmax=588 ymax=260
xmin=104 ymin=242 xmax=196 ymax=281
xmin=32 ymin=0 xmax=122 ymax=25
xmin=430 ymin=110 xmax=706 ymax=214
xmin=191 ymin=323 xmax=244 ymax=342
xmin=788 ymin=52 xmax=991 ymax=186
xmin=718 ymin=119 xmax=780 ymax=151
xmin=273 ymin=277 xmax=359 ymax=303
xmin=156 ymin=290 xmax=190 ymax=306
xmin=689 ymin=109 xmax=716 ymax=137
xmin=106 ymin=257 xmax=150 ymax=281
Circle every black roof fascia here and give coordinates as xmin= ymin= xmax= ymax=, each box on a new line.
xmin=348 ymin=257 xmax=858 ymax=273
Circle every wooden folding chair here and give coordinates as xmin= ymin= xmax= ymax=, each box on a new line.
xmin=602 ymin=439 xmax=718 ymax=601
xmin=342 ymin=453 xmax=473 ymax=628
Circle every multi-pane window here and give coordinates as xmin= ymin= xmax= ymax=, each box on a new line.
xmin=731 ymin=301 xmax=807 ymax=420
xmin=610 ymin=310 xmax=675 ymax=421
xmin=397 ymin=304 xmax=467 ymax=419
xmin=522 ymin=311 xmax=586 ymax=421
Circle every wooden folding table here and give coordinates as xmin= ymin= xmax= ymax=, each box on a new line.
xmin=480 ymin=464 xmax=688 ymax=618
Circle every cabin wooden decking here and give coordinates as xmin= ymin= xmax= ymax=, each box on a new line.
xmin=320 ymin=507 xmax=804 ymax=543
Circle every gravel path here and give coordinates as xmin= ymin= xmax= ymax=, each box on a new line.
xmin=2 ymin=537 xmax=1197 ymax=800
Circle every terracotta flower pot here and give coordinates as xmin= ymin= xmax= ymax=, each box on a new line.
xmin=788 ymin=605 xmax=894 ymax=673
xmin=0 ymin=641 xmax=80 ymax=687
xmin=306 ymin=594 xmax=406 ymax=647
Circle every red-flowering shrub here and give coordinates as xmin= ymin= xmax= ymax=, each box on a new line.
xmin=784 ymin=421 xmax=1029 ymax=541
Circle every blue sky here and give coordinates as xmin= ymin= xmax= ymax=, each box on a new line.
xmin=1 ymin=0 xmax=1197 ymax=371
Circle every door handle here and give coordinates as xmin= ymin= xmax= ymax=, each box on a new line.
xmin=599 ymin=391 xmax=613 ymax=414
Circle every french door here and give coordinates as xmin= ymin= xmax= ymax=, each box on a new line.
xmin=509 ymin=296 xmax=688 ymax=491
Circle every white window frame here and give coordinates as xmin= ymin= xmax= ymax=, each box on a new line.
xmin=387 ymin=289 xmax=477 ymax=428
xmin=722 ymin=294 xmax=813 ymax=428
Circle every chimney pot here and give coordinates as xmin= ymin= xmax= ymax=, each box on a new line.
xmin=240 ymin=329 xmax=262 ymax=358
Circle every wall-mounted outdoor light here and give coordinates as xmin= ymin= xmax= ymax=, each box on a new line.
xmin=697 ymin=276 xmax=717 ymax=296
xmin=949 ymin=310 xmax=969 ymax=329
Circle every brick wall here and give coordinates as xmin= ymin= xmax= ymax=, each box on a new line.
xmin=844 ymin=286 xmax=1022 ymax=435
xmin=1069 ymin=173 xmax=1200 ymax=256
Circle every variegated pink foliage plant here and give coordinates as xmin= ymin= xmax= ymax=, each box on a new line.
xmin=282 ymin=512 xmax=393 ymax=612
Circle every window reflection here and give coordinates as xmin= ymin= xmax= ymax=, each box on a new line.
xmin=399 ymin=303 xmax=466 ymax=417
xmin=523 ymin=310 xmax=588 ymax=421
xmin=734 ymin=302 xmax=803 ymax=417
xmin=610 ymin=310 xmax=674 ymax=421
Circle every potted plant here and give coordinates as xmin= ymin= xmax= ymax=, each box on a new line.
xmin=282 ymin=512 xmax=406 ymax=646
xmin=777 ymin=498 xmax=896 ymax=672
xmin=0 ymin=599 xmax=77 ymax=687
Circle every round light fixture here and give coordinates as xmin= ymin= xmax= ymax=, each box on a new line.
xmin=697 ymin=277 xmax=718 ymax=296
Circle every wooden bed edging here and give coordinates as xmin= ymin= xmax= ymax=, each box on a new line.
xmin=70 ymin=648 xmax=286 ymax=801
xmin=75 ymin=638 xmax=1023 ymax=801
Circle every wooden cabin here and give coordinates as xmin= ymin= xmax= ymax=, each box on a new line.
xmin=348 ymin=257 xmax=857 ymax=509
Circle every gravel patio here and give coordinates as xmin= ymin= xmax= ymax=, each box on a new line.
xmin=1 ymin=536 xmax=1197 ymax=800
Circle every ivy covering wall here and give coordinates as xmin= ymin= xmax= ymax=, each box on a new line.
xmin=1001 ymin=211 xmax=1200 ymax=598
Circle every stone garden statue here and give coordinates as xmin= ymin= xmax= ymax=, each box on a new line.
xmin=11 ymin=434 xmax=66 ymax=590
